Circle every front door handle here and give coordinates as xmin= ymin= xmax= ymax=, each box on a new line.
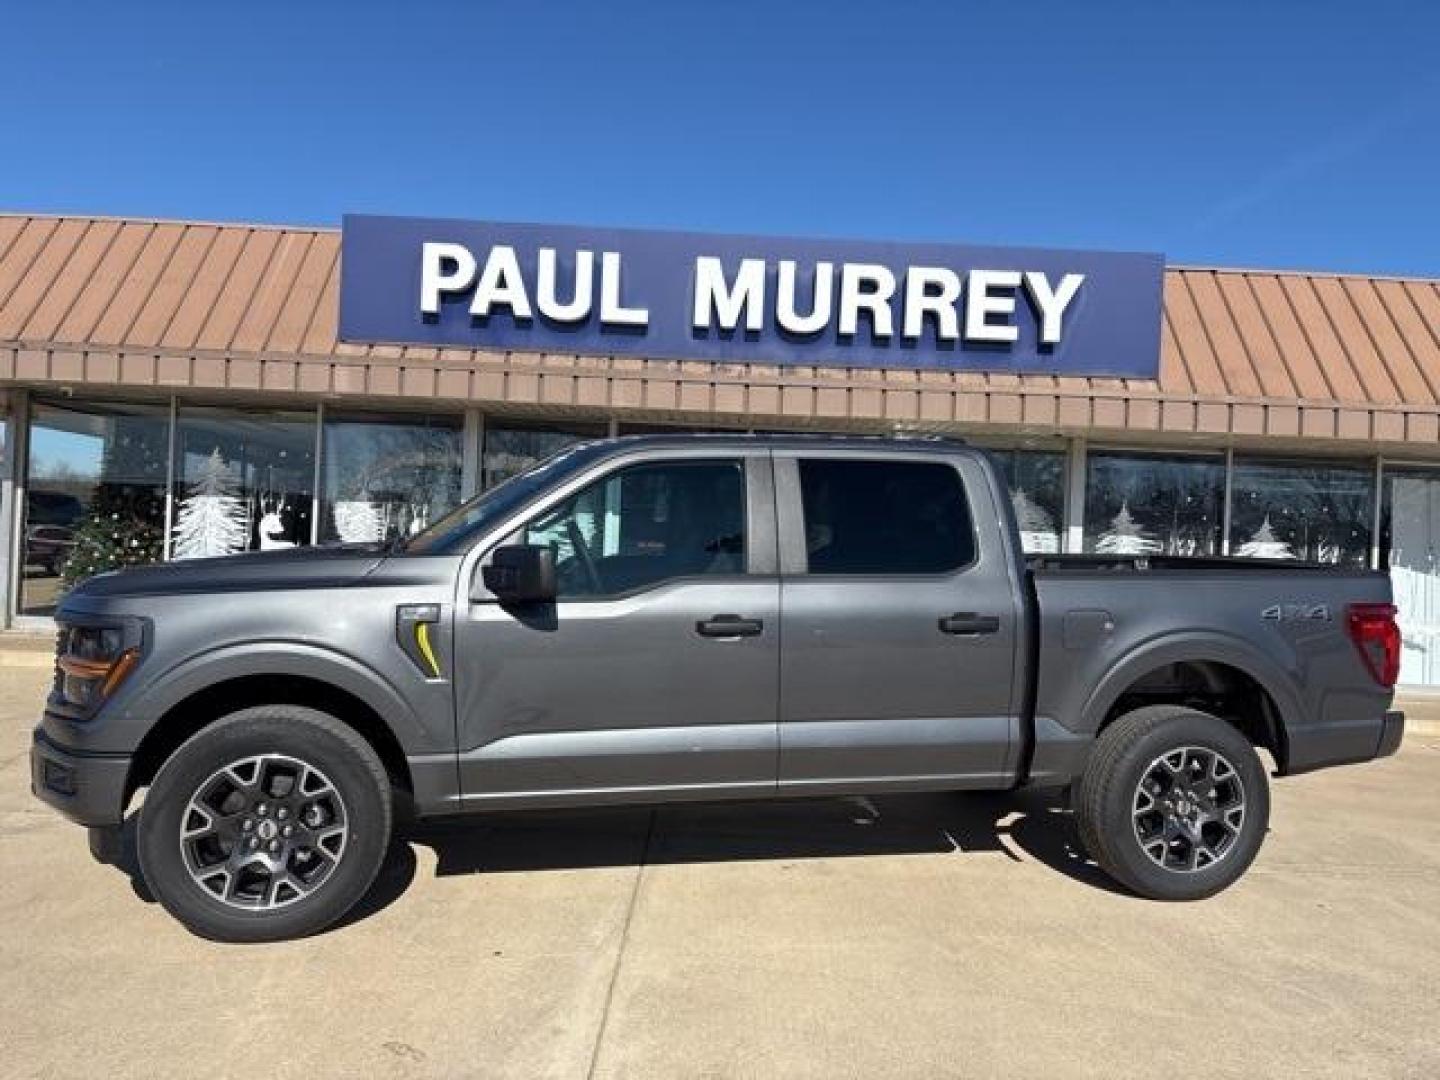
xmin=696 ymin=614 xmax=764 ymax=638
xmin=939 ymin=612 xmax=1001 ymax=636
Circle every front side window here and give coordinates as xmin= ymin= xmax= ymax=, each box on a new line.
xmin=798 ymin=459 xmax=974 ymax=575
xmin=522 ymin=459 xmax=747 ymax=598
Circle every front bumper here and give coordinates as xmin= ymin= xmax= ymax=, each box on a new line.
xmin=30 ymin=729 xmax=131 ymax=827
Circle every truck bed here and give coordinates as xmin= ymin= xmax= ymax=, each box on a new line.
xmin=1022 ymin=554 xmax=1394 ymax=783
xmin=1027 ymin=553 xmax=1381 ymax=575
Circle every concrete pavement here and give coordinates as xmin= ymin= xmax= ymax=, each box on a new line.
xmin=3 ymin=664 xmax=1438 ymax=1079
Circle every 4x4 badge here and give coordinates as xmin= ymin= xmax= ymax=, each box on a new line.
xmin=1261 ymin=603 xmax=1331 ymax=622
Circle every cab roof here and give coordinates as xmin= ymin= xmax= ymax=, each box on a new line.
xmin=595 ymin=432 xmax=970 ymax=452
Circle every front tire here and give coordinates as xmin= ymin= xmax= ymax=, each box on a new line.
xmin=1075 ymin=705 xmax=1270 ymax=901
xmin=137 ymin=706 xmax=392 ymax=942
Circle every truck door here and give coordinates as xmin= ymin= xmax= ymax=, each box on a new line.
xmin=453 ymin=449 xmax=780 ymax=804
xmin=774 ymin=450 xmax=1022 ymax=791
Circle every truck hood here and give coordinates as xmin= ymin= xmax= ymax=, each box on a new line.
xmin=63 ymin=544 xmax=389 ymax=602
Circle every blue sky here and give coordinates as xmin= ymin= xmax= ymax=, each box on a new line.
xmin=2 ymin=0 xmax=1438 ymax=275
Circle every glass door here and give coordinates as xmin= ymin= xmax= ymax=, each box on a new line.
xmin=1381 ymin=467 xmax=1440 ymax=687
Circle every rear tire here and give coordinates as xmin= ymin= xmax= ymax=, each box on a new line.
xmin=137 ymin=706 xmax=392 ymax=942
xmin=1075 ymin=705 xmax=1269 ymax=901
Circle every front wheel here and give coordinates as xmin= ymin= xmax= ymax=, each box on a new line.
xmin=137 ymin=706 xmax=392 ymax=942
xmin=1074 ymin=705 xmax=1270 ymax=901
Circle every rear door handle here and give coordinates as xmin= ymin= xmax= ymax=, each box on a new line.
xmin=696 ymin=614 xmax=764 ymax=638
xmin=939 ymin=612 xmax=1001 ymax=636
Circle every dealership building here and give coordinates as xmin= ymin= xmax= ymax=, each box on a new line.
xmin=3 ymin=210 xmax=1440 ymax=687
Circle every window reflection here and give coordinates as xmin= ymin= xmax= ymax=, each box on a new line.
xmin=1381 ymin=468 xmax=1440 ymax=685
xmin=321 ymin=414 xmax=462 ymax=543
xmin=1084 ymin=452 xmax=1224 ymax=556
xmin=1229 ymin=458 xmax=1372 ymax=565
xmin=482 ymin=420 xmax=607 ymax=490
xmin=171 ymin=408 xmax=314 ymax=558
xmin=617 ymin=422 xmax=746 ymax=435
xmin=984 ymin=448 xmax=1066 ymax=554
xmin=21 ymin=401 xmax=169 ymax=614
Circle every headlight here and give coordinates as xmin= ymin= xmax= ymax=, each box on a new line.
xmin=55 ymin=625 xmax=140 ymax=710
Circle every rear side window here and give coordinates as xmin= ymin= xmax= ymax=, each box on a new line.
xmin=798 ymin=459 xmax=974 ymax=575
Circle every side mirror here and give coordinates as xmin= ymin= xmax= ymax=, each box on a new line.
xmin=479 ymin=544 xmax=557 ymax=604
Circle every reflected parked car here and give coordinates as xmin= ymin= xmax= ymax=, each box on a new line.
xmin=25 ymin=490 xmax=85 ymax=576
xmin=25 ymin=524 xmax=77 ymax=576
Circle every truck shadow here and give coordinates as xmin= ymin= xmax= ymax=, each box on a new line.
xmin=341 ymin=786 xmax=1132 ymax=927
xmin=111 ymin=787 xmax=1133 ymax=932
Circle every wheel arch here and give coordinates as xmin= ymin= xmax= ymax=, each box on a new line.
xmin=1081 ymin=635 xmax=1303 ymax=773
xmin=124 ymin=645 xmax=421 ymax=804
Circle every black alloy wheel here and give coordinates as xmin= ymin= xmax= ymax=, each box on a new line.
xmin=137 ymin=706 xmax=392 ymax=942
xmin=1075 ymin=704 xmax=1270 ymax=901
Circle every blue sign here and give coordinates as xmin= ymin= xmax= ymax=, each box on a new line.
xmin=339 ymin=214 xmax=1164 ymax=378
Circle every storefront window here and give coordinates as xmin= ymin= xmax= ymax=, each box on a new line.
xmin=320 ymin=413 xmax=463 ymax=543
xmin=1084 ymin=451 xmax=1224 ymax=556
xmin=1228 ymin=457 xmax=1373 ymax=565
xmin=171 ymin=408 xmax=315 ymax=558
xmin=984 ymin=448 xmax=1066 ymax=553
xmin=20 ymin=401 xmax=169 ymax=614
xmin=617 ymin=422 xmax=746 ymax=435
xmin=482 ymin=420 xmax=607 ymax=490
xmin=1380 ymin=467 xmax=1440 ymax=686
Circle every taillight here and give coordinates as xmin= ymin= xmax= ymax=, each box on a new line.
xmin=1346 ymin=602 xmax=1400 ymax=689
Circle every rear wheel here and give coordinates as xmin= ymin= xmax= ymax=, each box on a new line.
xmin=1075 ymin=705 xmax=1269 ymax=900
xmin=137 ymin=706 xmax=392 ymax=941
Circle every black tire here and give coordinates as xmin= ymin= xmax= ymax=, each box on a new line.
xmin=1075 ymin=705 xmax=1270 ymax=901
xmin=137 ymin=705 xmax=392 ymax=942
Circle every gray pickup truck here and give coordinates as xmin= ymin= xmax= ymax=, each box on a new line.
xmin=31 ymin=435 xmax=1404 ymax=941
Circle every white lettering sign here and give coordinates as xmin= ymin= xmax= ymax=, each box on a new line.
xmin=693 ymin=256 xmax=766 ymax=332
xmin=536 ymin=248 xmax=593 ymax=322
xmin=416 ymin=243 xmax=1087 ymax=346
xmin=903 ymin=267 xmax=962 ymax=341
xmin=776 ymin=259 xmax=832 ymax=335
xmin=599 ymin=251 xmax=649 ymax=327
xmin=470 ymin=245 xmax=532 ymax=320
xmin=1024 ymin=271 xmax=1085 ymax=345
xmin=419 ymin=242 xmax=476 ymax=315
xmin=965 ymin=269 xmax=1022 ymax=343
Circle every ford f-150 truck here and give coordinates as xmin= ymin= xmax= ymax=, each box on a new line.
xmin=31 ymin=435 xmax=1405 ymax=941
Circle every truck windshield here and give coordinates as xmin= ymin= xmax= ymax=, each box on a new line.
xmin=400 ymin=443 xmax=600 ymax=555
